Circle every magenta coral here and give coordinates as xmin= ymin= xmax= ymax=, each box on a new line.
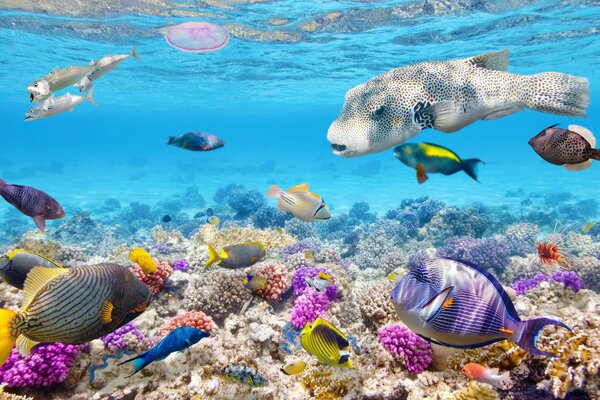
xmin=173 ymin=258 xmax=190 ymax=272
xmin=161 ymin=310 xmax=214 ymax=335
xmin=290 ymin=289 xmax=330 ymax=329
xmin=254 ymin=262 xmax=288 ymax=301
xmin=0 ymin=343 xmax=87 ymax=388
xmin=292 ymin=265 xmax=338 ymax=301
xmin=101 ymin=322 xmax=146 ymax=353
xmin=378 ymin=324 xmax=432 ymax=374
xmin=130 ymin=259 xmax=172 ymax=295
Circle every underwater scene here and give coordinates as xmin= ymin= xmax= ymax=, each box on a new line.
xmin=0 ymin=0 xmax=600 ymax=399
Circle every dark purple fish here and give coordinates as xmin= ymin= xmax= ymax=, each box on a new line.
xmin=528 ymin=124 xmax=599 ymax=171
xmin=0 ymin=179 xmax=65 ymax=231
xmin=167 ymin=132 xmax=224 ymax=152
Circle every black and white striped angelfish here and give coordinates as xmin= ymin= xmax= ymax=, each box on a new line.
xmin=0 ymin=263 xmax=152 ymax=366
xmin=266 ymin=183 xmax=331 ymax=222
xmin=391 ymin=257 xmax=571 ymax=357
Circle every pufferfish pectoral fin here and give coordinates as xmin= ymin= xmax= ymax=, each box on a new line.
xmin=416 ymin=165 xmax=428 ymax=184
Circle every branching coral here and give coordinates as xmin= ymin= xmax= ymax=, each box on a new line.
xmin=101 ymin=322 xmax=148 ymax=353
xmin=355 ymin=281 xmax=396 ymax=330
xmin=292 ymin=265 xmax=337 ymax=300
xmin=161 ymin=310 xmax=214 ymax=335
xmin=448 ymin=341 xmax=528 ymax=372
xmin=291 ymin=289 xmax=331 ymax=329
xmin=253 ymin=262 xmax=288 ymax=301
xmin=300 ymin=366 xmax=351 ymax=400
xmin=194 ymin=224 xmax=295 ymax=252
xmin=378 ymin=324 xmax=432 ymax=373
xmin=453 ymin=381 xmax=499 ymax=400
xmin=130 ymin=259 xmax=172 ymax=295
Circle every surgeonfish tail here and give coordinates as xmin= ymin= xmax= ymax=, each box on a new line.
xmin=131 ymin=45 xmax=141 ymax=60
xmin=0 ymin=309 xmax=17 ymax=366
xmin=266 ymin=185 xmax=282 ymax=198
xmin=462 ymin=159 xmax=484 ymax=182
xmin=205 ymin=245 xmax=220 ymax=269
xmin=516 ymin=317 xmax=571 ymax=357
xmin=86 ymin=87 xmax=97 ymax=106
xmin=119 ymin=353 xmax=149 ymax=377
xmin=524 ymin=73 xmax=589 ymax=117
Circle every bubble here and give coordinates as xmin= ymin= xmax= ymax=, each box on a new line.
xmin=165 ymin=22 xmax=230 ymax=53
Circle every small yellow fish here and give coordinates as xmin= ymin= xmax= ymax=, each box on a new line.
xmin=129 ymin=248 xmax=157 ymax=275
xmin=281 ymin=359 xmax=307 ymax=375
xmin=304 ymin=251 xmax=314 ymax=259
xmin=301 ymin=317 xmax=353 ymax=368
xmin=207 ymin=216 xmax=220 ymax=226
xmin=582 ymin=221 xmax=596 ymax=233
xmin=386 ymin=273 xmax=400 ymax=282
xmin=242 ymin=275 xmax=267 ymax=290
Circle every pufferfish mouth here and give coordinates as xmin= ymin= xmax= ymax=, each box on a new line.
xmin=330 ymin=143 xmax=357 ymax=158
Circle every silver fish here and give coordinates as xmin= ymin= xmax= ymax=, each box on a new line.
xmin=75 ymin=46 xmax=140 ymax=93
xmin=327 ymin=50 xmax=589 ymax=157
xmin=25 ymin=88 xmax=96 ymax=121
xmin=28 ymin=65 xmax=93 ymax=102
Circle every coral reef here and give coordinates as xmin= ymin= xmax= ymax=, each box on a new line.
xmin=378 ymin=324 xmax=432 ymax=373
xmin=253 ymin=262 xmax=289 ymax=301
xmin=130 ymin=259 xmax=173 ymax=295
xmin=161 ymin=311 xmax=215 ymax=335
xmin=290 ymin=289 xmax=331 ymax=329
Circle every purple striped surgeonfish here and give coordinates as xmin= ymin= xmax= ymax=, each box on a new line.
xmin=0 ymin=263 xmax=152 ymax=366
xmin=0 ymin=179 xmax=65 ymax=232
xmin=391 ymin=257 xmax=571 ymax=357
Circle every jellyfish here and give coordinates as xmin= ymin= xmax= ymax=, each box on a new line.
xmin=165 ymin=22 xmax=230 ymax=53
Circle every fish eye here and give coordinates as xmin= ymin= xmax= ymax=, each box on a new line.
xmin=370 ymin=105 xmax=386 ymax=119
xmin=406 ymin=148 xmax=412 ymax=154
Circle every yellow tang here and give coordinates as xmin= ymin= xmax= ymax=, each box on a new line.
xmin=300 ymin=317 xmax=353 ymax=368
xmin=129 ymin=248 xmax=157 ymax=275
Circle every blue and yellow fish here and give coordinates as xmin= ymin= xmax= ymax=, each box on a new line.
xmin=301 ymin=317 xmax=353 ymax=368
xmin=393 ymin=143 xmax=483 ymax=184
xmin=391 ymin=257 xmax=571 ymax=356
xmin=120 ymin=326 xmax=209 ymax=376
xmin=0 ymin=249 xmax=64 ymax=290
xmin=205 ymin=242 xmax=266 ymax=270
xmin=216 ymin=365 xmax=268 ymax=386
xmin=242 ymin=275 xmax=267 ymax=290
xmin=0 ymin=263 xmax=152 ymax=366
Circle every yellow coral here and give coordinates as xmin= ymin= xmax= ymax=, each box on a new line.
xmin=300 ymin=366 xmax=349 ymax=400
xmin=448 ymin=340 xmax=528 ymax=371
xmin=0 ymin=385 xmax=33 ymax=400
xmin=194 ymin=224 xmax=295 ymax=253
xmin=453 ymin=382 xmax=499 ymax=400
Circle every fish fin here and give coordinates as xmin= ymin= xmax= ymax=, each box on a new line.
xmin=86 ymin=87 xmax=96 ymax=105
xmin=119 ymin=353 xmax=150 ymax=377
xmin=266 ymin=185 xmax=282 ymax=198
xmin=130 ymin=45 xmax=141 ymax=60
xmin=489 ymin=367 xmax=500 ymax=375
xmin=22 ymin=267 xmax=69 ymax=312
xmin=412 ymin=100 xmax=459 ymax=133
xmin=525 ymin=73 xmax=589 ymax=117
xmin=317 ymin=272 xmax=332 ymax=283
xmin=466 ymin=49 xmax=510 ymax=71
xmin=564 ymin=160 xmax=592 ymax=171
xmin=482 ymin=105 xmax=523 ymax=120
xmin=205 ymin=245 xmax=221 ymax=269
xmin=416 ymin=165 xmax=428 ymax=184
xmin=568 ymin=124 xmax=595 ymax=146
xmin=516 ymin=317 xmax=571 ymax=357
xmin=32 ymin=215 xmax=46 ymax=232
xmin=67 ymin=107 xmax=74 ymax=112
xmin=16 ymin=334 xmax=39 ymax=356
xmin=313 ymin=318 xmax=349 ymax=348
xmin=419 ymin=286 xmax=453 ymax=322
xmin=286 ymin=183 xmax=309 ymax=193
xmin=0 ymin=309 xmax=17 ymax=365
xmin=167 ymin=136 xmax=177 ymax=145
xmin=497 ymin=370 xmax=512 ymax=389
xmin=99 ymin=301 xmax=114 ymax=324
xmin=462 ymin=159 xmax=484 ymax=182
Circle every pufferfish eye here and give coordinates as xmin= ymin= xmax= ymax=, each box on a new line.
xmin=370 ymin=105 xmax=386 ymax=119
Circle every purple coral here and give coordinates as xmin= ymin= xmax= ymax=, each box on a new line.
xmin=292 ymin=266 xmax=338 ymax=301
xmin=282 ymin=239 xmax=321 ymax=261
xmin=101 ymin=322 xmax=145 ymax=352
xmin=173 ymin=258 xmax=190 ymax=272
xmin=436 ymin=236 xmax=510 ymax=273
xmin=0 ymin=343 xmax=87 ymax=387
xmin=378 ymin=324 xmax=432 ymax=374
xmin=291 ymin=289 xmax=331 ymax=329
xmin=512 ymin=271 xmax=582 ymax=295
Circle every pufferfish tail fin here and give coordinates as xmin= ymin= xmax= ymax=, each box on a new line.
xmin=524 ymin=73 xmax=589 ymax=117
xmin=515 ymin=317 xmax=571 ymax=357
xmin=0 ymin=309 xmax=17 ymax=366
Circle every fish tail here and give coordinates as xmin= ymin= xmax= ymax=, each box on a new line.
xmin=462 ymin=159 xmax=484 ymax=182
xmin=131 ymin=45 xmax=141 ymax=60
xmin=515 ymin=317 xmax=571 ymax=357
xmin=266 ymin=185 xmax=282 ymax=198
xmin=590 ymin=149 xmax=600 ymax=161
xmin=167 ymin=136 xmax=177 ymax=145
xmin=205 ymin=245 xmax=220 ymax=269
xmin=119 ymin=353 xmax=150 ymax=377
xmin=524 ymin=73 xmax=589 ymax=117
xmin=86 ymin=87 xmax=97 ymax=106
xmin=0 ymin=309 xmax=17 ymax=366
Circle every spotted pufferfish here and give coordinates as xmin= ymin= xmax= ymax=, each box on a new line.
xmin=327 ymin=49 xmax=589 ymax=157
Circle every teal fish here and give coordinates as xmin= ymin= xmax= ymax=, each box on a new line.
xmin=217 ymin=365 xmax=267 ymax=386
xmin=393 ymin=143 xmax=483 ymax=184
xmin=0 ymin=250 xmax=64 ymax=290
xmin=120 ymin=326 xmax=209 ymax=376
xmin=391 ymin=257 xmax=571 ymax=357
xmin=0 ymin=263 xmax=152 ymax=366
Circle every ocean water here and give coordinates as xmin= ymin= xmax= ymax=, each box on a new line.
xmin=0 ymin=0 xmax=599 ymax=399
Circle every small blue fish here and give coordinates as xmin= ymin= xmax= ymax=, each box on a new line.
xmin=120 ymin=326 xmax=210 ymax=376
xmin=391 ymin=257 xmax=571 ymax=357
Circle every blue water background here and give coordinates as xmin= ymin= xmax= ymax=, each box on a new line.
xmin=0 ymin=0 xmax=599 ymax=232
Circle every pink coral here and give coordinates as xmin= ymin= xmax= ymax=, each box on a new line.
xmin=254 ymin=262 xmax=288 ymax=301
xmin=290 ymin=289 xmax=331 ymax=329
xmin=162 ymin=310 xmax=214 ymax=335
xmin=378 ymin=324 xmax=432 ymax=374
xmin=130 ymin=259 xmax=172 ymax=295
